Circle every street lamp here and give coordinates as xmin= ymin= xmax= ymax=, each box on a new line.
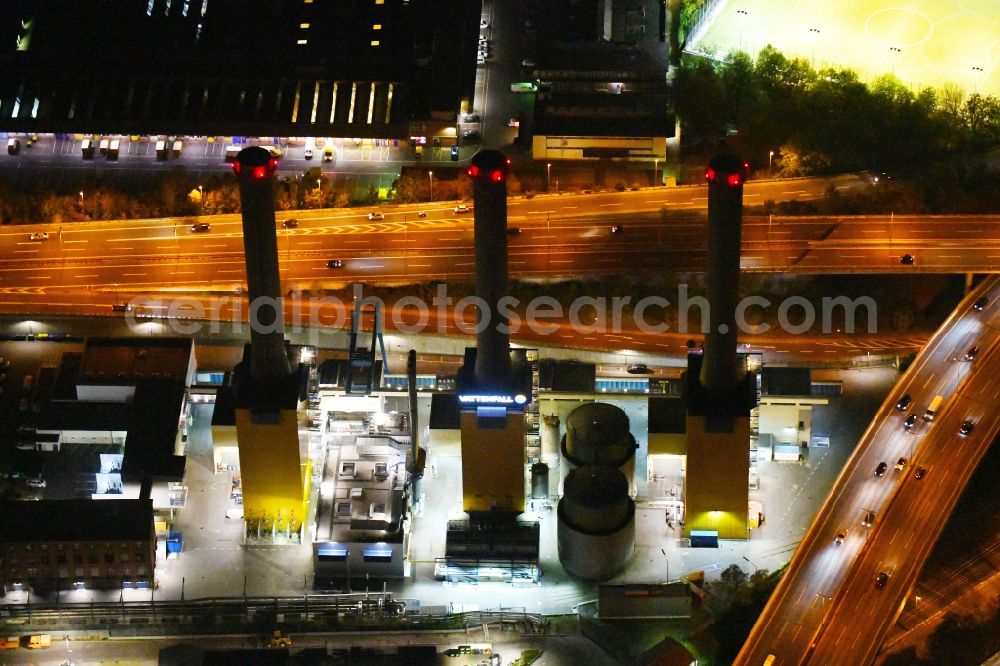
xmin=889 ymin=46 xmax=901 ymax=75
xmin=809 ymin=28 xmax=820 ymax=67
xmin=198 ymin=184 xmax=204 ymax=211
xmin=546 ymin=162 xmax=552 ymax=191
xmin=428 ymin=171 xmax=434 ymax=202
xmin=78 ymin=191 xmax=84 ymax=218
xmin=768 ymin=150 xmax=774 ymax=178
xmin=972 ymin=66 xmax=984 ymax=93
xmin=736 ymin=9 xmax=747 ymax=50
xmin=653 ymin=158 xmax=660 ymax=186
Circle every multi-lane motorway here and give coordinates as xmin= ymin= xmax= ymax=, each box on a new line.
xmin=4 ymin=180 xmax=1000 ymax=300
xmin=736 ymin=276 xmax=1000 ymax=665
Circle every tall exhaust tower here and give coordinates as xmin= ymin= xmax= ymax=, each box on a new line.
xmin=228 ymin=147 xmax=310 ymax=541
xmin=455 ymin=150 xmax=532 ymax=513
xmin=683 ymin=153 xmax=758 ymax=541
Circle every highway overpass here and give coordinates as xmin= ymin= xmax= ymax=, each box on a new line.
xmin=736 ymin=275 xmax=1000 ymax=665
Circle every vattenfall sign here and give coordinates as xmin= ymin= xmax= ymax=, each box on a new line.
xmin=458 ymin=394 xmax=528 ymax=406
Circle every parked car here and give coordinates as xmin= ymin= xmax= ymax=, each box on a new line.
xmin=451 ymin=146 xmax=460 ymax=161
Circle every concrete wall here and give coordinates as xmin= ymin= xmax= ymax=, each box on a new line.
xmin=235 ymin=408 xmax=309 ymax=529
xmin=459 ymin=411 xmax=525 ymax=512
xmin=683 ymin=414 xmax=750 ymax=540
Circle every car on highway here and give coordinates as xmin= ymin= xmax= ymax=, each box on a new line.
xmin=28 ymin=232 xmax=49 ymax=241
xmin=367 ymin=212 xmax=384 ymax=221
xmin=895 ymin=456 xmax=907 ymax=471
xmin=282 ymin=219 xmax=298 ymax=229
xmin=875 ymin=572 xmax=889 ymax=589
xmin=834 ymin=529 xmax=847 ymax=544
xmin=327 ymin=259 xmax=344 ymax=269
xmin=507 ymin=227 xmax=521 ymax=237
xmin=611 ymin=225 xmax=624 ymax=234
xmin=914 ymin=466 xmax=927 ymax=480
xmin=862 ymin=510 xmax=875 ymax=527
xmin=627 ymin=364 xmax=649 ymax=375
xmin=964 ymin=345 xmax=979 ymax=361
xmin=323 ymin=146 xmax=335 ymax=162
xmin=190 ymin=222 xmax=211 ymax=232
xmin=453 ymin=204 xmax=470 ymax=213
xmin=895 ymin=394 xmax=911 ymax=411
xmin=903 ymin=414 xmax=916 ymax=430
xmin=874 ymin=461 xmax=888 ymax=477
xmin=416 ymin=211 xmax=427 ymax=218
xmin=899 ymin=254 xmax=914 ymax=265
xmin=111 ymin=303 xmax=132 ymax=313
xmin=480 ymin=19 xmax=489 ymax=29
xmin=959 ymin=420 xmax=974 ymax=436
xmin=974 ymin=296 xmax=989 ymax=311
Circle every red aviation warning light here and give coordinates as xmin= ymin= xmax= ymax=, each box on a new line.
xmin=232 ymin=148 xmax=279 ymax=179
xmin=466 ymin=149 xmax=510 ymax=183
xmin=705 ymin=154 xmax=749 ymax=188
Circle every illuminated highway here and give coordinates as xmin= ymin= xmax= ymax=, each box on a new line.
xmin=3 ymin=205 xmax=1000 ymax=297
xmin=735 ymin=276 xmax=1000 ymax=665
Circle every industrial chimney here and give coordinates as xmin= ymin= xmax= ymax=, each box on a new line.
xmin=699 ymin=152 xmax=748 ymax=394
xmin=233 ymin=146 xmax=291 ymax=387
xmin=468 ymin=149 xmax=512 ymax=385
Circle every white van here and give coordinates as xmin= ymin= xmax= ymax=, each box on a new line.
xmin=81 ymin=139 xmax=95 ymax=158
xmin=107 ymin=139 xmax=120 ymax=159
xmin=172 ymin=139 xmax=183 ymax=156
xmin=304 ymin=136 xmax=315 ymax=159
xmin=155 ymin=140 xmax=167 ymax=159
xmin=99 ymin=138 xmax=110 ymax=154
xmin=224 ymin=145 xmax=241 ymax=162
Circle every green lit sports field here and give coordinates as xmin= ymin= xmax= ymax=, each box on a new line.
xmin=688 ymin=0 xmax=1000 ymax=96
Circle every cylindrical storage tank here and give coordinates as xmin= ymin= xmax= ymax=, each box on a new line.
xmin=530 ymin=462 xmax=549 ymax=499
xmin=561 ymin=403 xmax=637 ymax=492
xmin=557 ymin=466 xmax=635 ymax=581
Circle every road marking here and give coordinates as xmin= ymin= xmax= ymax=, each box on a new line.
xmin=121 ymin=273 xmax=147 ymax=276
xmin=75 ymin=274 xmax=99 ymax=278
xmin=599 ymin=203 xmax=623 ymax=207
xmin=26 ymin=276 xmax=51 ymax=279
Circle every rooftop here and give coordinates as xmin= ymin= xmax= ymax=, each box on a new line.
xmin=0 ymin=499 xmax=153 ymax=543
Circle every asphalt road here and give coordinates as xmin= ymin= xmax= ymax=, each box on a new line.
xmin=0 ymin=177 xmax=979 ymax=300
xmin=735 ymin=276 xmax=1000 ymax=665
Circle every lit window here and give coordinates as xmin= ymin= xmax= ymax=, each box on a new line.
xmin=375 ymin=0 xmax=384 ymax=4
xmin=370 ymin=40 xmax=380 ymax=46
xmin=300 ymin=22 xmax=310 ymax=28
xmin=297 ymin=38 xmax=308 ymax=45
xmin=372 ymin=24 xmax=382 ymax=30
